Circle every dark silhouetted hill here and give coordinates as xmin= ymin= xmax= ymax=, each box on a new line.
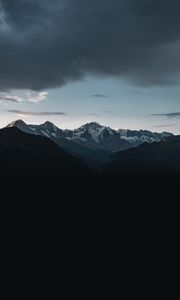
xmin=0 ymin=127 xmax=92 ymax=180
xmin=104 ymin=135 xmax=180 ymax=187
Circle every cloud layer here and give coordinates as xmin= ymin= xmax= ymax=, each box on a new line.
xmin=27 ymin=91 xmax=48 ymax=103
xmin=0 ymin=94 xmax=22 ymax=103
xmin=0 ymin=91 xmax=48 ymax=104
xmin=0 ymin=0 xmax=180 ymax=91
xmin=91 ymin=94 xmax=108 ymax=99
xmin=152 ymin=112 xmax=180 ymax=118
xmin=8 ymin=110 xmax=66 ymax=116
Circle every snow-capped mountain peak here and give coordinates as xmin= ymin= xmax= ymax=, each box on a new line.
xmin=42 ymin=121 xmax=56 ymax=128
xmin=6 ymin=119 xmax=64 ymax=139
xmin=66 ymin=123 xmax=174 ymax=151
xmin=73 ymin=122 xmax=106 ymax=143
xmin=6 ymin=120 xmax=174 ymax=152
xmin=40 ymin=121 xmax=59 ymax=133
xmin=7 ymin=119 xmax=33 ymax=134
xmin=7 ymin=119 xmax=27 ymax=128
xmin=79 ymin=122 xmax=103 ymax=130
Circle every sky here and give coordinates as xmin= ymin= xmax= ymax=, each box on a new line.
xmin=0 ymin=0 xmax=180 ymax=133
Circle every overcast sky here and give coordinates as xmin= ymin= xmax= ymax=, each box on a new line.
xmin=0 ymin=0 xmax=180 ymax=133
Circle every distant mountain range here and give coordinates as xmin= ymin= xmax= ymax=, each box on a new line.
xmin=7 ymin=119 xmax=172 ymax=152
xmin=0 ymin=122 xmax=179 ymax=189
xmin=7 ymin=120 xmax=112 ymax=167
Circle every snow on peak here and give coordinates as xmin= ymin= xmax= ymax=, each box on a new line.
xmin=5 ymin=120 xmax=173 ymax=151
xmin=74 ymin=122 xmax=105 ymax=143
xmin=7 ymin=119 xmax=27 ymax=128
xmin=43 ymin=121 xmax=54 ymax=126
xmin=42 ymin=121 xmax=56 ymax=129
xmin=80 ymin=122 xmax=103 ymax=130
xmin=6 ymin=119 xmax=33 ymax=134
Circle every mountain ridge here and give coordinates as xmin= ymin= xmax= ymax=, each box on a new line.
xmin=0 ymin=127 xmax=91 ymax=176
xmin=6 ymin=119 xmax=173 ymax=153
xmin=105 ymin=134 xmax=180 ymax=174
xmin=0 ymin=125 xmax=179 ymax=189
xmin=7 ymin=120 xmax=112 ymax=167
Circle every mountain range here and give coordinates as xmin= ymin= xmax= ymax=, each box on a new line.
xmin=0 ymin=120 xmax=179 ymax=189
xmin=7 ymin=120 xmax=172 ymax=166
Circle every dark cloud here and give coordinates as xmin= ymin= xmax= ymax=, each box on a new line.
xmin=104 ymin=110 xmax=116 ymax=114
xmin=152 ymin=112 xmax=180 ymax=118
xmin=8 ymin=110 xmax=66 ymax=116
xmin=1 ymin=0 xmax=180 ymax=91
xmin=84 ymin=113 xmax=100 ymax=116
xmin=124 ymin=90 xmax=167 ymax=98
xmin=91 ymin=94 xmax=108 ymax=98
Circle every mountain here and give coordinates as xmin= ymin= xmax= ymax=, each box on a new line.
xmin=0 ymin=127 xmax=92 ymax=180
xmin=104 ymin=135 xmax=180 ymax=187
xmin=7 ymin=120 xmax=111 ymax=167
xmin=1 ymin=126 xmax=179 ymax=190
xmin=7 ymin=119 xmax=65 ymax=138
xmin=7 ymin=120 xmax=173 ymax=153
xmin=117 ymin=128 xmax=172 ymax=147
xmin=65 ymin=122 xmax=172 ymax=151
xmin=64 ymin=122 xmax=131 ymax=151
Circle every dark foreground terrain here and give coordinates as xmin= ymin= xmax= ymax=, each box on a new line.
xmin=0 ymin=127 xmax=179 ymax=193
xmin=103 ymin=135 xmax=180 ymax=188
